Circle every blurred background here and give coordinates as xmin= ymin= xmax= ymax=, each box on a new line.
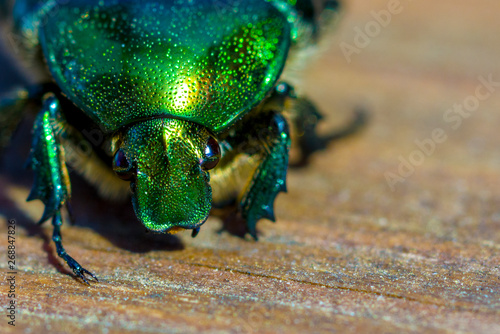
xmin=0 ymin=1 xmax=499 ymax=333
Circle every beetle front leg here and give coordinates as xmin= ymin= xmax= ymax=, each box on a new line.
xmin=239 ymin=114 xmax=291 ymax=239
xmin=27 ymin=93 xmax=97 ymax=283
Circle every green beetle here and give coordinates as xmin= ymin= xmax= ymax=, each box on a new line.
xmin=0 ymin=0 xmax=350 ymax=283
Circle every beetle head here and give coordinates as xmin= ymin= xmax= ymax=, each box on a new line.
xmin=113 ymin=118 xmax=220 ymax=233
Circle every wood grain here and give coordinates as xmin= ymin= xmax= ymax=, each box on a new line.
xmin=1 ymin=0 xmax=499 ymax=333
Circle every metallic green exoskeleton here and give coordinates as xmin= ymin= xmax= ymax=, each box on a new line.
xmin=0 ymin=0 xmax=346 ymax=283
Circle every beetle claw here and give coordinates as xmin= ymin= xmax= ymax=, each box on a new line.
xmin=51 ymin=213 xmax=98 ymax=284
xmin=66 ymin=255 xmax=98 ymax=284
xmin=191 ymin=227 xmax=201 ymax=238
xmin=75 ymin=268 xmax=99 ymax=285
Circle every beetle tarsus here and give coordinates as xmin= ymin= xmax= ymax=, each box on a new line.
xmin=52 ymin=213 xmax=98 ymax=284
xmin=65 ymin=255 xmax=99 ymax=285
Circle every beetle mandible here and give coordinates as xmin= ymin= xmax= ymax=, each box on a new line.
xmin=0 ymin=0 xmax=350 ymax=283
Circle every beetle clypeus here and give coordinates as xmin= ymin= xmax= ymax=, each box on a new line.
xmin=0 ymin=0 xmax=349 ymax=283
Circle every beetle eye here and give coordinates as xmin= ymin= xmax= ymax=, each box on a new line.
xmin=113 ymin=149 xmax=135 ymax=180
xmin=200 ymin=136 xmax=221 ymax=171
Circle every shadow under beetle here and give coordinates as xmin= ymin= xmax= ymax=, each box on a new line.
xmin=0 ymin=0 xmax=360 ymax=283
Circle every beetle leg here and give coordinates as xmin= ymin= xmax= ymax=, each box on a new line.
xmin=27 ymin=93 xmax=97 ymax=283
xmin=52 ymin=212 xmax=98 ymax=284
xmin=210 ymin=84 xmax=294 ymax=238
xmin=27 ymin=93 xmax=71 ymax=222
xmin=238 ymin=113 xmax=291 ymax=239
xmin=268 ymin=82 xmax=367 ymax=166
xmin=288 ymin=97 xmax=367 ymax=166
xmin=212 ymin=80 xmax=365 ymax=238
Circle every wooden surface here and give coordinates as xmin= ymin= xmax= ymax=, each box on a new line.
xmin=1 ymin=1 xmax=500 ymax=333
